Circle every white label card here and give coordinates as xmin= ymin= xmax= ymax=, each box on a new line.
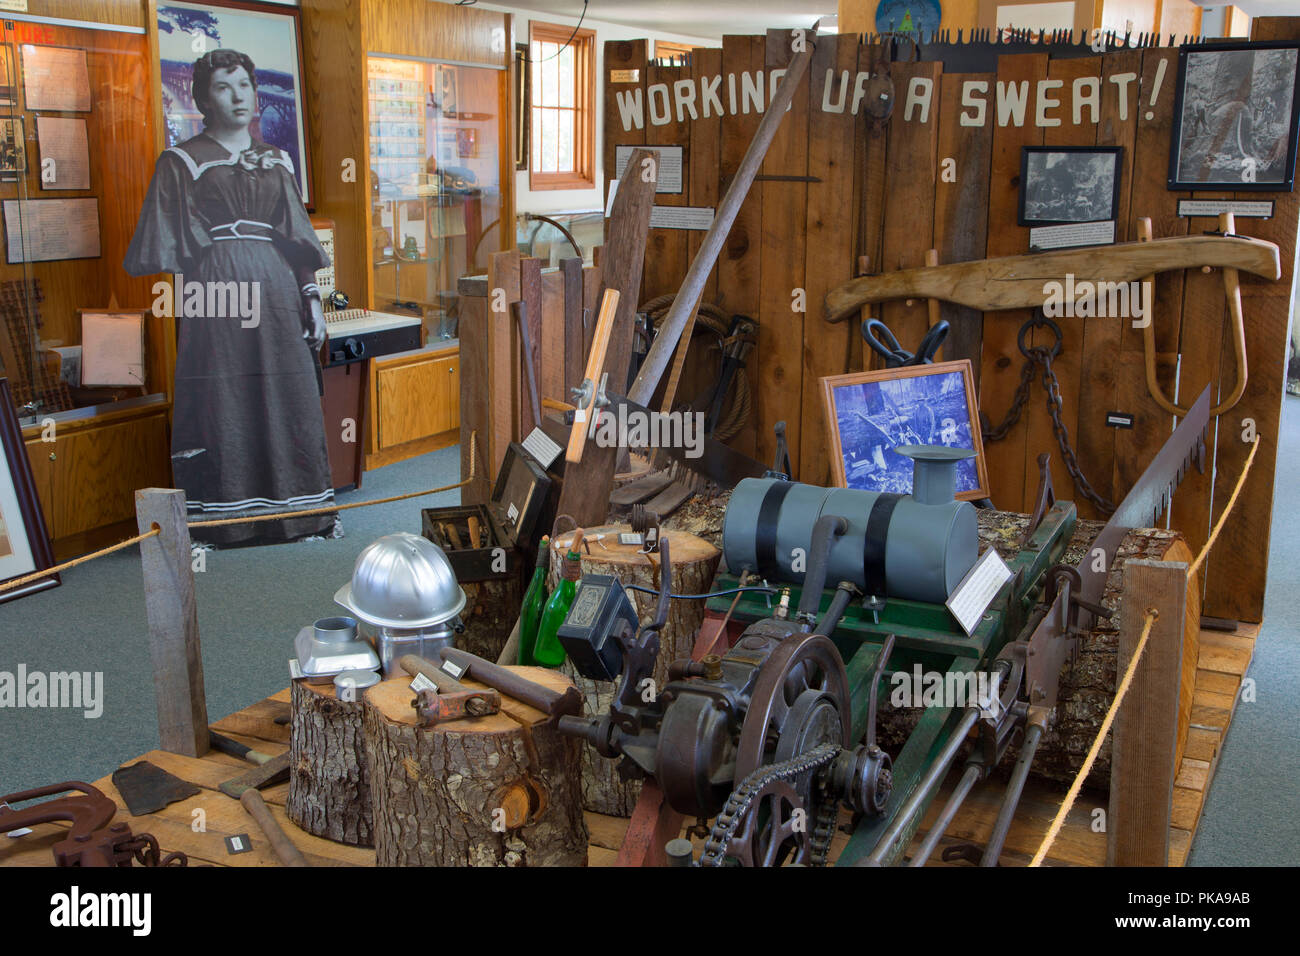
xmin=1177 ymin=199 xmax=1273 ymax=219
xmin=615 ymin=145 xmax=684 ymax=194
xmin=288 ymin=659 xmax=304 ymax=680
xmin=1028 ymin=220 xmax=1115 ymax=251
xmin=946 ymin=548 xmax=1014 ymax=636
xmin=523 ymin=427 xmax=562 ymax=469
xmin=410 ymin=673 xmax=438 ymax=693
xmin=440 ymin=659 xmax=466 ymax=680
xmin=649 ymin=205 xmax=715 ymax=231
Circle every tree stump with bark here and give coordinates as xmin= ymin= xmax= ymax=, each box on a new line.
xmin=550 ymin=526 xmax=721 ymax=816
xmin=362 ymin=667 xmax=587 ymax=866
xmin=287 ymin=679 xmax=373 ymax=847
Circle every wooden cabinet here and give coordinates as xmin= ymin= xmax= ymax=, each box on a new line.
xmin=367 ymin=344 xmax=460 ymax=469
xmin=22 ymin=397 xmax=172 ymax=557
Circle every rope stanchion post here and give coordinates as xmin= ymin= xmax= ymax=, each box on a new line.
xmin=135 ymin=488 xmax=209 ymax=757
xmin=1107 ymin=559 xmax=1189 ymax=867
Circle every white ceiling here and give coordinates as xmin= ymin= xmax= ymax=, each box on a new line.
xmin=482 ymin=0 xmax=837 ymax=42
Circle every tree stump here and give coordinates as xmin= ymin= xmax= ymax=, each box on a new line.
xmin=551 ymin=526 xmax=721 ymax=816
xmin=459 ymin=577 xmax=522 ymax=662
xmin=362 ymin=667 xmax=587 ymax=866
xmin=287 ymin=680 xmax=373 ymax=847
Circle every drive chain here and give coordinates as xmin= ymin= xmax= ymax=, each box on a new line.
xmin=698 ymin=743 xmax=841 ymax=867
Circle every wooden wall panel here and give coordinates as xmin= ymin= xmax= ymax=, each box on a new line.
xmin=754 ymin=29 xmax=809 ymax=471
xmin=601 ymin=28 xmax=1300 ymax=621
xmin=800 ymin=34 xmax=859 ymax=485
xmin=933 ymin=70 xmax=994 ymax=378
xmin=641 ymin=59 xmax=690 ymax=305
xmin=715 ymin=35 xmax=765 ymax=457
xmin=23 ymin=0 xmax=145 ymax=28
xmin=979 ymin=53 xmax=1047 ymax=511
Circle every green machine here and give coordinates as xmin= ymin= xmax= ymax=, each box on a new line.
xmin=557 ymin=388 xmax=1209 ymax=866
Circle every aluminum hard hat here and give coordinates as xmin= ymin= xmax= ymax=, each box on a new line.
xmin=334 ymin=532 xmax=467 ymax=630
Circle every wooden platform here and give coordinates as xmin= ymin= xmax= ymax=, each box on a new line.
xmin=2 ymin=622 xmax=1255 ymax=867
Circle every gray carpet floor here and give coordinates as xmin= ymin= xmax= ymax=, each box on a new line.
xmin=1 ymin=414 xmax=1296 ymax=863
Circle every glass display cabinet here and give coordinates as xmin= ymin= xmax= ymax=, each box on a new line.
xmin=367 ymin=55 xmax=503 ymax=340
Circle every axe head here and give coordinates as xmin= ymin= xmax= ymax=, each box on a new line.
xmin=218 ymin=751 xmax=290 ymax=799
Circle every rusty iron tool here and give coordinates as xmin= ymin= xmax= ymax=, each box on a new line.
xmin=400 ymin=653 xmax=502 ymax=726
xmin=438 ymin=647 xmax=583 ymax=719
xmin=239 ymin=788 xmax=308 ymax=867
xmin=0 ymin=781 xmax=187 ymax=867
xmin=218 ymin=751 xmax=291 ymax=799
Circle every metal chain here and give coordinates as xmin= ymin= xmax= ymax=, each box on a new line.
xmin=698 ymin=743 xmax=841 ymax=867
xmin=980 ymin=320 xmax=1115 ymax=514
xmin=119 ymin=832 xmax=188 ymax=867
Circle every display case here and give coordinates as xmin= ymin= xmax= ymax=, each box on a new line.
xmin=367 ymin=55 xmax=504 ymax=339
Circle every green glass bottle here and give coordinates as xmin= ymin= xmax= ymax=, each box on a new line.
xmin=517 ymin=536 xmax=551 ymax=666
xmin=532 ymin=529 xmax=585 ymax=669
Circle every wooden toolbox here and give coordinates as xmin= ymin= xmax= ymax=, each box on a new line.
xmin=421 ymin=442 xmax=552 ymax=582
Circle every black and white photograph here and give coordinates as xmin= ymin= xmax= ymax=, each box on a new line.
xmin=0 ymin=118 xmax=24 ymax=183
xmin=820 ymin=360 xmax=989 ymax=500
xmin=1170 ymin=42 xmax=1300 ymax=191
xmin=1018 ymin=146 xmax=1122 ymax=226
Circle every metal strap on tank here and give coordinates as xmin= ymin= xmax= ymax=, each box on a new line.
xmin=755 ymin=482 xmax=795 ymax=579
xmin=863 ymin=493 xmax=903 ymax=597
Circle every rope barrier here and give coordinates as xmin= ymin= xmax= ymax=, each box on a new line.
xmin=0 ymin=431 xmax=480 ymax=595
xmin=1030 ymin=607 xmax=1156 ymax=867
xmin=1028 ymin=436 xmax=1262 ymax=866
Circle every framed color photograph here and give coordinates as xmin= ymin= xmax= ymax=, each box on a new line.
xmin=155 ymin=0 xmax=314 ymax=206
xmin=0 ymin=378 xmax=59 ymax=604
xmin=1018 ymin=146 xmax=1122 ymax=226
xmin=820 ymin=360 xmax=989 ymax=500
xmin=1169 ymin=42 xmax=1300 ymax=191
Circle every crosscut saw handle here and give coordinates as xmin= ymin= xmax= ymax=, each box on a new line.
xmin=567 ymin=288 xmax=620 ymax=464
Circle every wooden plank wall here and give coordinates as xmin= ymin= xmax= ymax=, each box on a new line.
xmin=601 ymin=24 xmax=1300 ymax=622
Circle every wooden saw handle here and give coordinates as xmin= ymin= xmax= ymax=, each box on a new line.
xmin=566 ymin=288 xmax=620 ymax=463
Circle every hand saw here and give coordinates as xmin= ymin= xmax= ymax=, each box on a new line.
xmin=824 ymin=234 xmax=1280 ymax=323
xmin=1022 ymin=383 xmax=1210 ymax=721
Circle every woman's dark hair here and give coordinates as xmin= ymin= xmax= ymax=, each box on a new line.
xmin=192 ymin=49 xmax=257 ymax=123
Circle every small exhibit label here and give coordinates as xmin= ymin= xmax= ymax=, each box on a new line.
xmin=946 ymin=548 xmax=1014 ymax=636
xmin=610 ymin=69 xmax=640 ymax=83
xmin=225 ymin=834 xmax=252 ymax=855
xmin=523 ymin=427 xmax=562 ymax=468
xmin=440 ymin=659 xmax=466 ymax=680
xmin=1106 ymin=411 xmax=1134 ymax=429
xmin=410 ymin=673 xmax=437 ymax=693
xmin=1029 ymin=220 xmax=1115 ymax=251
xmin=288 ymin=658 xmax=304 ymax=680
xmin=615 ymin=145 xmax=683 ymax=194
xmin=618 ymin=532 xmax=644 ymax=546
xmin=650 ymin=205 xmax=715 ymax=231
xmin=1177 ymin=199 xmax=1273 ymax=219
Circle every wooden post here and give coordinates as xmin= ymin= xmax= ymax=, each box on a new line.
xmin=1107 ymin=558 xmax=1188 ymax=866
xmin=135 ymin=488 xmax=208 ymax=757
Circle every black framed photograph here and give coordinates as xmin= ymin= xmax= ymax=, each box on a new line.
xmin=1018 ymin=146 xmax=1122 ymax=226
xmin=0 ymin=379 xmax=59 ymax=603
xmin=156 ymin=0 xmax=315 ymax=207
xmin=1169 ymin=42 xmax=1300 ymax=191
xmin=819 ymin=360 xmax=990 ymax=501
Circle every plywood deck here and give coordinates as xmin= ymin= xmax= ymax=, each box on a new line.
xmin=2 ymin=622 xmax=1254 ymax=867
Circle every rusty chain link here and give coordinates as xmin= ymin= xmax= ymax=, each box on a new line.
xmin=980 ymin=315 xmax=1115 ymax=515
xmin=119 ymin=832 xmax=188 ymax=867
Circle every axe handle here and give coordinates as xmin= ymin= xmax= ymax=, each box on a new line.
xmin=240 ymin=789 xmax=308 ymax=867
xmin=567 ymin=288 xmax=620 ymax=463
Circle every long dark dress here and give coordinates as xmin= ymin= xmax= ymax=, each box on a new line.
xmin=124 ymin=133 xmax=336 ymax=546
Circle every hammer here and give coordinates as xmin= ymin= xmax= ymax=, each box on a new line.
xmin=399 ymin=654 xmax=502 ymax=726
xmin=217 ymin=753 xmax=307 ymax=867
xmin=439 ymin=647 xmax=582 ymax=720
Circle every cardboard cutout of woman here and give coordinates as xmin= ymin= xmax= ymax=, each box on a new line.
xmin=125 ymin=49 xmax=336 ymax=547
